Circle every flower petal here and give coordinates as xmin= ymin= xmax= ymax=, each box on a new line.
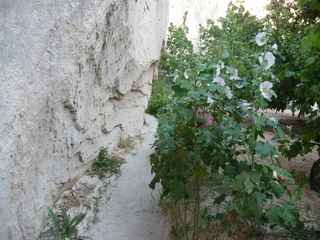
xmin=259 ymin=52 xmax=275 ymax=70
xmin=241 ymin=103 xmax=251 ymax=110
xmin=260 ymin=81 xmax=274 ymax=99
xmin=184 ymin=70 xmax=189 ymax=79
xmin=213 ymin=77 xmax=225 ymax=86
xmin=225 ymin=86 xmax=233 ymax=99
xmin=255 ymin=32 xmax=268 ymax=46
xmin=272 ymin=44 xmax=278 ymax=50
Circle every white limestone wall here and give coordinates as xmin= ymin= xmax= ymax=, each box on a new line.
xmin=169 ymin=0 xmax=230 ymax=49
xmin=0 ymin=0 xmax=169 ymax=239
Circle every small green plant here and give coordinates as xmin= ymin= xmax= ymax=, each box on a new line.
xmin=90 ymin=181 xmax=110 ymax=224
xmin=90 ymin=148 xmax=124 ymax=178
xmin=43 ymin=207 xmax=91 ymax=240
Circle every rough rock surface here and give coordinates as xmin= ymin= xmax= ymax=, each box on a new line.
xmin=0 ymin=0 xmax=168 ymax=239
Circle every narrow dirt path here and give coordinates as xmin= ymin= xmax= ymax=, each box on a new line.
xmin=85 ymin=114 xmax=171 ymax=240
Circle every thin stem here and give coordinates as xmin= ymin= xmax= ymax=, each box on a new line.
xmin=250 ymin=125 xmax=256 ymax=169
xmin=184 ymin=198 xmax=188 ymax=239
xmin=172 ymin=200 xmax=179 ymax=239
xmin=192 ymin=176 xmax=200 ymax=240
xmin=177 ymin=199 xmax=188 ymax=240
xmin=191 ymin=101 xmax=200 ymax=240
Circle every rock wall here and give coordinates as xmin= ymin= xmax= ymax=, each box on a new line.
xmin=0 ymin=0 xmax=169 ymax=239
xmin=169 ymin=0 xmax=229 ymax=50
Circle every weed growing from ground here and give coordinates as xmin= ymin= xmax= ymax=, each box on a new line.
xmin=89 ymin=181 xmax=110 ymax=225
xmin=90 ymin=148 xmax=125 ymax=178
xmin=42 ymin=207 xmax=91 ymax=240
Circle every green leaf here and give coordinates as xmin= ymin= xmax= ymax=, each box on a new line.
xmin=234 ymin=161 xmax=251 ymax=174
xmin=180 ymin=79 xmax=193 ymax=89
xmin=282 ymin=209 xmax=296 ymax=226
xmin=269 ymin=182 xmax=285 ymax=198
xmin=149 ymin=175 xmax=160 ymax=190
xmin=271 ymin=135 xmax=281 ymax=143
xmin=175 ymin=146 xmax=190 ymax=163
xmin=255 ymin=141 xmax=276 ymax=160
xmin=179 ymin=126 xmax=196 ymax=144
xmin=258 ymin=96 xmax=268 ymax=108
xmin=298 ymin=176 xmax=309 ymax=189
xmin=197 ymin=128 xmax=216 ymax=143
xmin=285 ymin=70 xmax=295 ymax=78
xmin=188 ymin=90 xmax=201 ymax=98
xmin=61 ymin=207 xmax=70 ymax=232
xmin=176 ymin=106 xmax=193 ymax=121
xmin=234 ymin=172 xmax=256 ymax=191
xmin=310 ymin=0 xmax=320 ymax=11
xmin=293 ymin=188 xmax=302 ymax=203
xmin=311 ymin=85 xmax=320 ymax=95
xmin=233 ymin=172 xmax=247 ymax=191
xmin=172 ymin=84 xmax=188 ymax=97
xmin=224 ymin=124 xmax=243 ymax=139
xmin=273 ymin=124 xmax=285 ymax=136
xmin=195 ymin=165 xmax=208 ymax=178
xmin=248 ymin=171 xmax=260 ymax=185
xmin=169 ymin=181 xmax=188 ymax=199
xmin=281 ymin=203 xmax=299 ymax=227
xmin=256 ymin=163 xmax=272 ymax=175
xmin=251 ymin=193 xmax=266 ymax=206
xmin=47 ymin=207 xmax=60 ymax=231
xmin=306 ymin=57 xmax=316 ymax=66
xmin=69 ymin=212 xmax=87 ymax=228
xmin=222 ymin=47 xmax=230 ymax=58
xmin=287 ymin=189 xmax=293 ymax=201
xmin=266 ymin=207 xmax=285 ymax=227
xmin=253 ymin=116 xmax=266 ymax=130
xmin=243 ymin=176 xmax=255 ymax=191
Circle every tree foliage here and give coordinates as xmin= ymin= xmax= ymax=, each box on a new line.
xmin=266 ymin=0 xmax=320 ymax=116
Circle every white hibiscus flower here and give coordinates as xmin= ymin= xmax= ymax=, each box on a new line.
xmin=260 ymin=81 xmax=274 ymax=99
xmin=213 ymin=77 xmax=225 ymax=86
xmin=226 ymin=68 xmax=241 ymax=80
xmin=259 ymin=52 xmax=275 ymax=70
xmin=255 ymin=32 xmax=268 ymax=46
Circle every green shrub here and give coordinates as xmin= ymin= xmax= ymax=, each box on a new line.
xmin=148 ymin=3 xmax=315 ymax=239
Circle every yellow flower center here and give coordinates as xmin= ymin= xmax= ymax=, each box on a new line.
xmin=263 ymin=87 xmax=268 ymax=92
